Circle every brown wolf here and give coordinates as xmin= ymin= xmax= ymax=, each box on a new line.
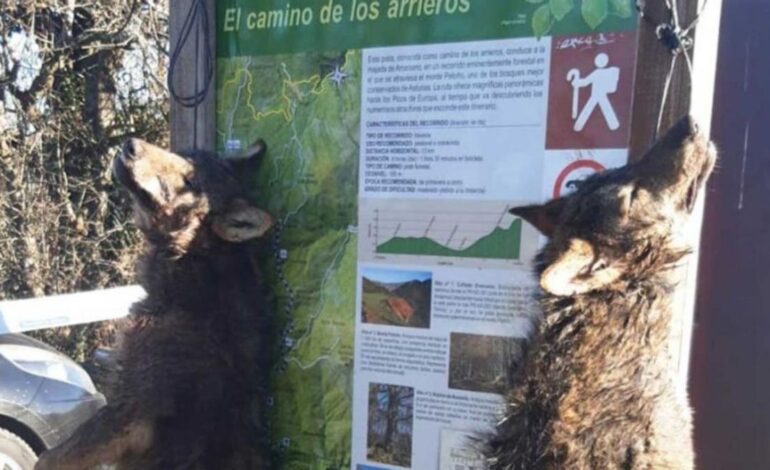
xmin=35 ymin=139 xmax=275 ymax=469
xmin=485 ymin=116 xmax=716 ymax=469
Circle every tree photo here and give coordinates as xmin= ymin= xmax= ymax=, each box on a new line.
xmin=448 ymin=332 xmax=524 ymax=395
xmin=366 ymin=382 xmax=414 ymax=468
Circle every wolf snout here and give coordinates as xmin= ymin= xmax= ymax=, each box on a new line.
xmin=684 ymin=115 xmax=699 ymax=136
xmin=673 ymin=114 xmax=701 ymax=140
xmin=121 ymin=138 xmax=144 ymax=162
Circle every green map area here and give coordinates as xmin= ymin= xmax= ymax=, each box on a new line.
xmin=217 ymin=51 xmax=361 ymax=469
xmin=377 ymin=219 xmax=523 ymax=260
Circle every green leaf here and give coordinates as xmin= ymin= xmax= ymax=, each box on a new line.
xmin=532 ymin=5 xmax=553 ymax=37
xmin=581 ymin=0 xmax=608 ymax=29
xmin=550 ymin=0 xmax=574 ymax=21
xmin=608 ymin=0 xmax=632 ymax=18
xmin=525 ymin=0 xmax=546 ymax=4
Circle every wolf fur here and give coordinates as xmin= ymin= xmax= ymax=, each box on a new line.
xmin=485 ymin=116 xmax=716 ymax=470
xmin=36 ymin=139 xmax=275 ymax=469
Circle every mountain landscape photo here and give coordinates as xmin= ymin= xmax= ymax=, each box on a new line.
xmin=361 ymin=269 xmax=432 ymax=329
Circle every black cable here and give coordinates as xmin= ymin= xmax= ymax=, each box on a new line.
xmin=636 ymin=0 xmax=709 ymax=140
xmin=167 ymin=0 xmax=213 ymax=109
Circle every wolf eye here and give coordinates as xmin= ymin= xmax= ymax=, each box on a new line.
xmin=183 ymin=176 xmax=199 ymax=191
xmin=578 ymin=258 xmax=608 ymax=277
xmin=566 ymin=179 xmax=585 ymax=192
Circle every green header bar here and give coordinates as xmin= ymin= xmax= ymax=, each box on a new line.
xmin=216 ymin=0 xmax=638 ymax=57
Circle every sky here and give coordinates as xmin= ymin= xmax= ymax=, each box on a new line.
xmin=362 ymin=267 xmax=431 ymax=284
xmin=3 ymin=30 xmax=42 ymax=92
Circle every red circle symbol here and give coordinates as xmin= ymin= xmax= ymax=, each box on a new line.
xmin=553 ymin=159 xmax=606 ymax=198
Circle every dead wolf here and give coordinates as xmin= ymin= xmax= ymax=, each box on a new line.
xmin=485 ymin=116 xmax=716 ymax=469
xmin=35 ymin=139 xmax=275 ymax=469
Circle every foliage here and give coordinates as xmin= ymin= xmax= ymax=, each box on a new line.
xmin=527 ymin=0 xmax=634 ymax=38
xmin=0 ymin=0 xmax=169 ymax=361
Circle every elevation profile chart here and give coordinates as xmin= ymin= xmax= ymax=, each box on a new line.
xmin=376 ymin=214 xmax=522 ymax=260
xmin=359 ymin=200 xmax=538 ymax=269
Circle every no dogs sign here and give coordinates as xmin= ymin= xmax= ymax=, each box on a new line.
xmin=216 ymin=2 xmax=639 ymax=468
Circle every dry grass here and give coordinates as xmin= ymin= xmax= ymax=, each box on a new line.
xmin=1 ymin=1 xmax=169 ymax=361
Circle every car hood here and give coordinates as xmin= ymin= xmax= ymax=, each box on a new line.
xmin=0 ymin=333 xmax=59 ymax=353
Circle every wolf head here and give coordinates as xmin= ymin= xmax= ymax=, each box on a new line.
xmin=113 ymin=139 xmax=273 ymax=256
xmin=513 ymin=116 xmax=716 ymax=297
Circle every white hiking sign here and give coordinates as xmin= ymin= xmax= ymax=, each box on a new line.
xmin=566 ymin=53 xmax=620 ymax=132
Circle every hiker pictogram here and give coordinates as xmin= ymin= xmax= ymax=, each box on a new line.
xmin=566 ymin=53 xmax=620 ymax=132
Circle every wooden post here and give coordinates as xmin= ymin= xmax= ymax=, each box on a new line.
xmin=167 ymin=0 xmax=720 ymax=391
xmin=673 ymin=0 xmax=722 ymax=391
xmin=629 ymin=0 xmax=722 ymax=390
xmin=629 ymin=0 xmax=699 ymax=157
xmin=168 ymin=0 xmax=217 ymax=153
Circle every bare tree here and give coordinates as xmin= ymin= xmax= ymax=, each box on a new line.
xmin=0 ymin=0 xmax=169 ymax=360
xmin=367 ymin=383 xmax=414 ymax=467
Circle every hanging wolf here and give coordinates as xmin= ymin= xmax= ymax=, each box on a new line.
xmin=36 ymin=138 xmax=275 ymax=469
xmin=485 ymin=116 xmax=716 ymax=469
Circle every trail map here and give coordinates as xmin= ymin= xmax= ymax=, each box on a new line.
xmin=216 ymin=2 xmax=638 ymax=468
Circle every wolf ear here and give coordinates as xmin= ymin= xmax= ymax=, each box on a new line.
xmin=212 ymin=198 xmax=274 ymax=242
xmin=540 ymin=238 xmax=624 ymax=296
xmin=509 ymin=198 xmax=566 ymax=237
xmin=230 ymin=139 xmax=267 ymax=173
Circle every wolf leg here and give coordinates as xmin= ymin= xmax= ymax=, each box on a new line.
xmin=35 ymin=407 xmax=153 ymax=470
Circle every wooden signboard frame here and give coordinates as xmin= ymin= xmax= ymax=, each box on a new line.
xmin=167 ymin=0 xmax=722 ymax=415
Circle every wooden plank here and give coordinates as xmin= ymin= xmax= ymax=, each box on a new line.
xmin=629 ymin=0 xmax=700 ymax=159
xmin=167 ymin=0 xmax=720 ymax=424
xmin=674 ymin=0 xmax=723 ymax=390
xmin=628 ymin=0 xmax=721 ymax=392
xmin=169 ymin=0 xmax=217 ymax=153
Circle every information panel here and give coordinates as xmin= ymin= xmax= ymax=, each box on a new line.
xmin=216 ymin=2 xmax=638 ymax=468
